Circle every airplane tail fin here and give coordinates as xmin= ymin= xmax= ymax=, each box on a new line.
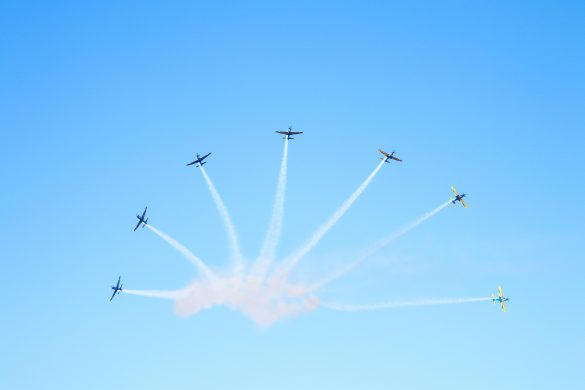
xmin=492 ymin=293 xmax=496 ymax=303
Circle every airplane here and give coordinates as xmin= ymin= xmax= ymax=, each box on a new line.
xmin=378 ymin=149 xmax=402 ymax=163
xmin=450 ymin=186 xmax=468 ymax=208
xmin=110 ymin=276 xmax=123 ymax=301
xmin=492 ymin=286 xmax=509 ymax=312
xmin=134 ymin=206 xmax=148 ymax=231
xmin=275 ymin=127 xmax=303 ymax=140
xmin=186 ymin=152 xmax=211 ymax=167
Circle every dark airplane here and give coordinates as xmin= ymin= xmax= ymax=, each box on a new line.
xmin=379 ymin=149 xmax=403 ymax=163
xmin=186 ymin=152 xmax=211 ymax=167
xmin=275 ymin=127 xmax=303 ymax=140
xmin=110 ymin=276 xmax=123 ymax=301
xmin=134 ymin=207 xmax=148 ymax=231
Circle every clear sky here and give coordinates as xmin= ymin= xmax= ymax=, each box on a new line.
xmin=1 ymin=1 xmax=584 ymax=389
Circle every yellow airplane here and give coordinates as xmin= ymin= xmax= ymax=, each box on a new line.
xmin=450 ymin=186 xmax=468 ymax=208
xmin=492 ymin=286 xmax=509 ymax=313
xmin=378 ymin=149 xmax=402 ymax=163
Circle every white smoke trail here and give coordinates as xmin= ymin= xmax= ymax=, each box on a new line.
xmin=252 ymin=138 xmax=289 ymax=277
xmin=199 ymin=166 xmax=244 ymax=272
xmin=146 ymin=224 xmax=215 ymax=280
xmin=273 ymin=159 xmax=386 ymax=280
xmin=320 ymin=297 xmax=492 ymax=312
xmin=309 ymin=199 xmax=453 ymax=291
xmin=122 ymin=270 xmax=320 ymax=326
xmin=123 ymin=289 xmax=184 ymax=300
xmin=148 ymin=274 xmax=319 ymax=327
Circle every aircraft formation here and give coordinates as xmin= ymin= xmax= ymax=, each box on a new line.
xmin=110 ymin=128 xmax=509 ymax=313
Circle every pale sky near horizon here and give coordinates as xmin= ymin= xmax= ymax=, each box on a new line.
xmin=1 ymin=1 xmax=584 ymax=389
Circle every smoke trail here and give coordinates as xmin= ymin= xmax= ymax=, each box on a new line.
xmin=310 ymin=200 xmax=453 ymax=290
xmin=123 ymin=289 xmax=184 ymax=300
xmin=173 ymin=276 xmax=319 ymax=327
xmin=199 ymin=166 xmax=244 ymax=272
xmin=146 ymin=224 xmax=215 ymax=280
xmin=273 ymin=159 xmax=386 ymax=280
xmin=252 ymin=138 xmax=289 ymax=277
xmin=126 ymin=274 xmax=318 ymax=326
xmin=320 ymin=297 xmax=492 ymax=312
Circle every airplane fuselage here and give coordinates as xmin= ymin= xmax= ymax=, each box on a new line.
xmin=382 ymin=156 xmax=399 ymax=163
xmin=452 ymin=194 xmax=466 ymax=204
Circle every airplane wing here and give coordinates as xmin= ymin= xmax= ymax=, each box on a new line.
xmin=275 ymin=131 xmax=287 ymax=135
xmin=392 ymin=156 xmax=403 ymax=162
xmin=290 ymin=131 xmax=303 ymax=135
xmin=378 ymin=149 xmax=390 ymax=157
xmin=200 ymin=152 xmax=211 ymax=161
xmin=460 ymin=199 xmax=468 ymax=208
xmin=498 ymin=286 xmax=504 ymax=298
xmin=133 ymin=219 xmax=142 ymax=231
xmin=451 ymin=186 xmax=460 ymax=197
xmin=110 ymin=290 xmax=117 ymax=301
xmin=186 ymin=160 xmax=197 ymax=166
xmin=500 ymin=301 xmax=507 ymax=313
xmin=141 ymin=207 xmax=147 ymax=219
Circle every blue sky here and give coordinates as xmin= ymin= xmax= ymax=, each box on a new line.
xmin=1 ymin=1 xmax=584 ymax=389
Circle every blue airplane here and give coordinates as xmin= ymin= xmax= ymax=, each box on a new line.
xmin=110 ymin=276 xmax=123 ymax=301
xmin=492 ymin=286 xmax=509 ymax=312
xmin=186 ymin=152 xmax=211 ymax=167
xmin=275 ymin=127 xmax=303 ymax=140
xmin=134 ymin=207 xmax=148 ymax=231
